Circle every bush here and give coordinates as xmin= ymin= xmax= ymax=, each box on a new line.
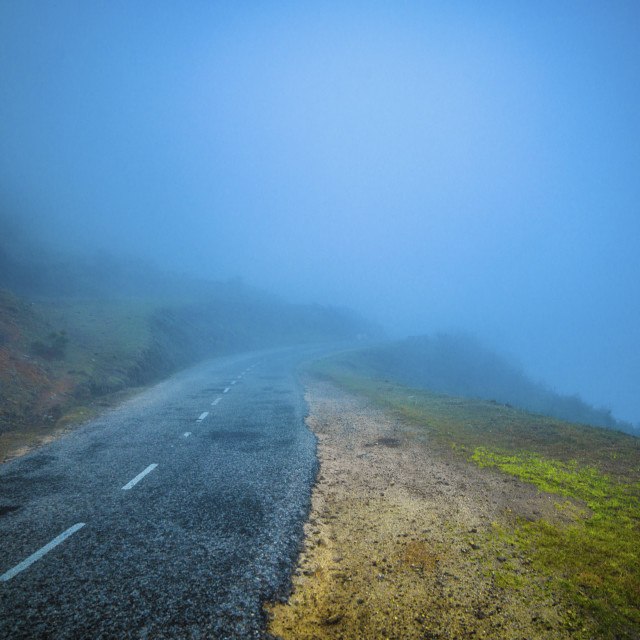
xmin=31 ymin=330 xmax=68 ymax=360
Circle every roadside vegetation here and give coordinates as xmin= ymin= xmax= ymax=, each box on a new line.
xmin=310 ymin=349 xmax=640 ymax=638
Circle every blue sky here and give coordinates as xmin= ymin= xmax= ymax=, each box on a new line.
xmin=1 ymin=1 xmax=639 ymax=423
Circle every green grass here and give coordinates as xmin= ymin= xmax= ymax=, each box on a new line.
xmin=29 ymin=297 xmax=170 ymax=397
xmin=310 ymin=351 xmax=640 ymax=638
xmin=472 ymin=447 xmax=640 ymax=635
xmin=34 ymin=297 xmax=159 ymax=368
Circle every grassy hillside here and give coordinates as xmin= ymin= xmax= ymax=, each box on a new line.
xmin=310 ymin=350 xmax=640 ymax=638
xmin=347 ymin=334 xmax=635 ymax=433
xmin=0 ymin=290 xmax=165 ymax=457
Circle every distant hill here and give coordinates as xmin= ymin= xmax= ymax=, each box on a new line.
xmin=332 ymin=334 xmax=636 ymax=434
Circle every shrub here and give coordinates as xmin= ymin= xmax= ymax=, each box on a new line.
xmin=31 ymin=329 xmax=68 ymax=360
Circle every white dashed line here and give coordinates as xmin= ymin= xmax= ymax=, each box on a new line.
xmin=0 ymin=523 xmax=86 ymax=582
xmin=211 ymin=398 xmax=221 ymax=406
xmin=196 ymin=411 xmax=209 ymax=422
xmin=231 ymin=380 xmax=237 ymax=385
xmin=223 ymin=387 xmax=230 ymax=393
xmin=183 ymin=432 xmax=191 ymax=438
xmin=122 ymin=464 xmax=158 ymax=491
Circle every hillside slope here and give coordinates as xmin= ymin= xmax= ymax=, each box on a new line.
xmin=0 ymin=280 xmax=375 ymax=462
xmin=339 ymin=334 xmax=636 ymax=433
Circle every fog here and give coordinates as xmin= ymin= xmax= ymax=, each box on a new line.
xmin=1 ymin=2 xmax=639 ymax=424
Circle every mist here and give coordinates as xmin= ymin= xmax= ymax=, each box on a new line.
xmin=1 ymin=1 xmax=639 ymax=425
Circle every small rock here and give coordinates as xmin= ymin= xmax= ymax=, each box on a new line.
xmin=323 ymin=613 xmax=343 ymax=625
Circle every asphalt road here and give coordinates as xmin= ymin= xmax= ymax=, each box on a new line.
xmin=0 ymin=346 xmax=327 ymax=639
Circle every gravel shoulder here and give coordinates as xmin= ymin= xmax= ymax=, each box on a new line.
xmin=265 ymin=378 xmax=580 ymax=639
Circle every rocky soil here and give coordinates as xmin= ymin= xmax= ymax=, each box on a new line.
xmin=265 ymin=378 xmax=583 ymax=639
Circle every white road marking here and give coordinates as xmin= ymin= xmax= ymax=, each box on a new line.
xmin=211 ymin=397 xmax=221 ymax=406
xmin=183 ymin=432 xmax=191 ymax=438
xmin=197 ymin=411 xmax=209 ymax=422
xmin=231 ymin=380 xmax=237 ymax=385
xmin=122 ymin=464 xmax=158 ymax=491
xmin=0 ymin=523 xmax=86 ymax=582
xmin=223 ymin=387 xmax=230 ymax=393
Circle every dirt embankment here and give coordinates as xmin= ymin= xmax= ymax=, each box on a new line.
xmin=266 ymin=379 xmax=584 ymax=639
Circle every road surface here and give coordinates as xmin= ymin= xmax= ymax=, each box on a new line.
xmin=0 ymin=346 xmax=326 ymax=639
